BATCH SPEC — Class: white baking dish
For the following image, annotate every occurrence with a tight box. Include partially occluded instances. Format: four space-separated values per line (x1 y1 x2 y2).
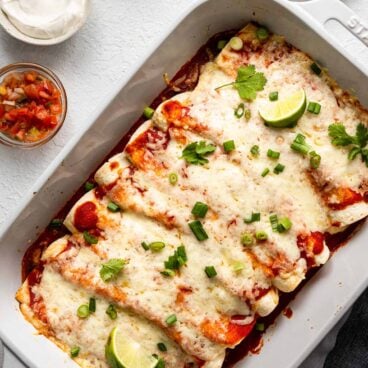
0 0 367 367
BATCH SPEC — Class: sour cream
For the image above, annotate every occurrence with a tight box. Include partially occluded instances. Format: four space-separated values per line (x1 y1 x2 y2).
0 0 88 40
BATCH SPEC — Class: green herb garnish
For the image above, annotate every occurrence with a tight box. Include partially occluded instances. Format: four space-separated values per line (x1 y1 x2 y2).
181 141 216 165
164 245 187 272
165 314 177 326
328 123 368 166
100 258 127 282
204 266 217 278
106 304 118 320
244 212 261 224
215 65 267 101
83 231 98 245
70 346 80 358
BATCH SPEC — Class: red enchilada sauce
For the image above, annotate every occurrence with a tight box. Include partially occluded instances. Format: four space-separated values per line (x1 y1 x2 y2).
22 28 367 367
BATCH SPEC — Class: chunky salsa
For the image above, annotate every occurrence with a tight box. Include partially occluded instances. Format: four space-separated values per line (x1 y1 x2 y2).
0 69 63 143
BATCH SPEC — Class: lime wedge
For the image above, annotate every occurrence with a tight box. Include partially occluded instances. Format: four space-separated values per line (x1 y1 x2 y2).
259 89 306 128
105 327 158 368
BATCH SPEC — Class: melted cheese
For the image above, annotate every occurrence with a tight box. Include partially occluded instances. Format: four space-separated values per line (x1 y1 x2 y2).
18 22 368 368
32 264 195 368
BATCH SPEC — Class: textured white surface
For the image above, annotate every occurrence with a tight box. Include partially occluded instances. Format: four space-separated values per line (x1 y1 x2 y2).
0 0 367 367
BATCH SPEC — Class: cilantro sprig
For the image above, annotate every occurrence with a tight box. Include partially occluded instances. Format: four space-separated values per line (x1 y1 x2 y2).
100 258 127 282
181 141 216 165
215 65 267 101
328 122 368 166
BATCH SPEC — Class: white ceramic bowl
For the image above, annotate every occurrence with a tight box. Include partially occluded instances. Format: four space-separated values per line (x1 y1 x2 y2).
0 0 90 46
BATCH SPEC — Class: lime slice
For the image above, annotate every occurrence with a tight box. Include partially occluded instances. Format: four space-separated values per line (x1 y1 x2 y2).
259 89 306 128
105 327 158 368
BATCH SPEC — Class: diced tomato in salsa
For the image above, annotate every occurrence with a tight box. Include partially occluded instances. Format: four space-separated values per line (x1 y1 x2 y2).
0 70 62 143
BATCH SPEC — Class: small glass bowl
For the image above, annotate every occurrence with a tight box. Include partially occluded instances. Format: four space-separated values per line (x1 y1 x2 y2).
0 62 67 149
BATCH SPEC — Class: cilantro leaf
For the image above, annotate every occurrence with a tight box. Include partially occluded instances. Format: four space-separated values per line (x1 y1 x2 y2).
328 122 368 165
361 148 368 167
215 65 267 101
348 146 361 161
181 141 216 165
355 123 368 147
235 65 267 100
100 258 127 282
328 123 355 146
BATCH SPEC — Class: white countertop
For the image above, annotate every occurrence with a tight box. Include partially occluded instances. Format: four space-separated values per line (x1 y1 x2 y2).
0 0 367 367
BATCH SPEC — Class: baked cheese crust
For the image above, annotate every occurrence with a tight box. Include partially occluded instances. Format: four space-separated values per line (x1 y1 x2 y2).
17 23 368 367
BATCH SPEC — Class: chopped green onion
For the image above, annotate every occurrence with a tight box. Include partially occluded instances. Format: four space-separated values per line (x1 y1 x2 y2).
290 142 309 155
141 241 149 251
157 342 167 352
164 246 187 271
244 108 251 121
291 134 310 155
244 212 261 224
269 214 279 232
106 304 117 320
233 261 245 273
277 217 292 233
234 103 245 118
255 323 265 332
188 220 208 241
77 304 90 319
256 27 269 41
223 140 236 153
176 246 187 264
107 201 120 212
204 266 217 278
273 163 285 174
50 218 63 228
250 145 259 157
143 106 155 119
261 168 270 177
267 149 280 159
314 103 321 114
83 231 98 245
307 101 321 114
310 62 322 75
191 202 209 218
241 233 254 246
160 269 176 277
149 242 166 252
309 151 321 169
162 245 188 270
294 133 306 144
307 102 315 113
229 36 243 51
217 39 227 50
84 181 95 192
256 230 268 241
89 297 96 313
169 172 178 185
70 346 80 358
165 314 177 326
269 91 278 101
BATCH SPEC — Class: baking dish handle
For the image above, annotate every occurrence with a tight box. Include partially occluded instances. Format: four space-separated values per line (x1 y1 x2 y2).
294 0 368 47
